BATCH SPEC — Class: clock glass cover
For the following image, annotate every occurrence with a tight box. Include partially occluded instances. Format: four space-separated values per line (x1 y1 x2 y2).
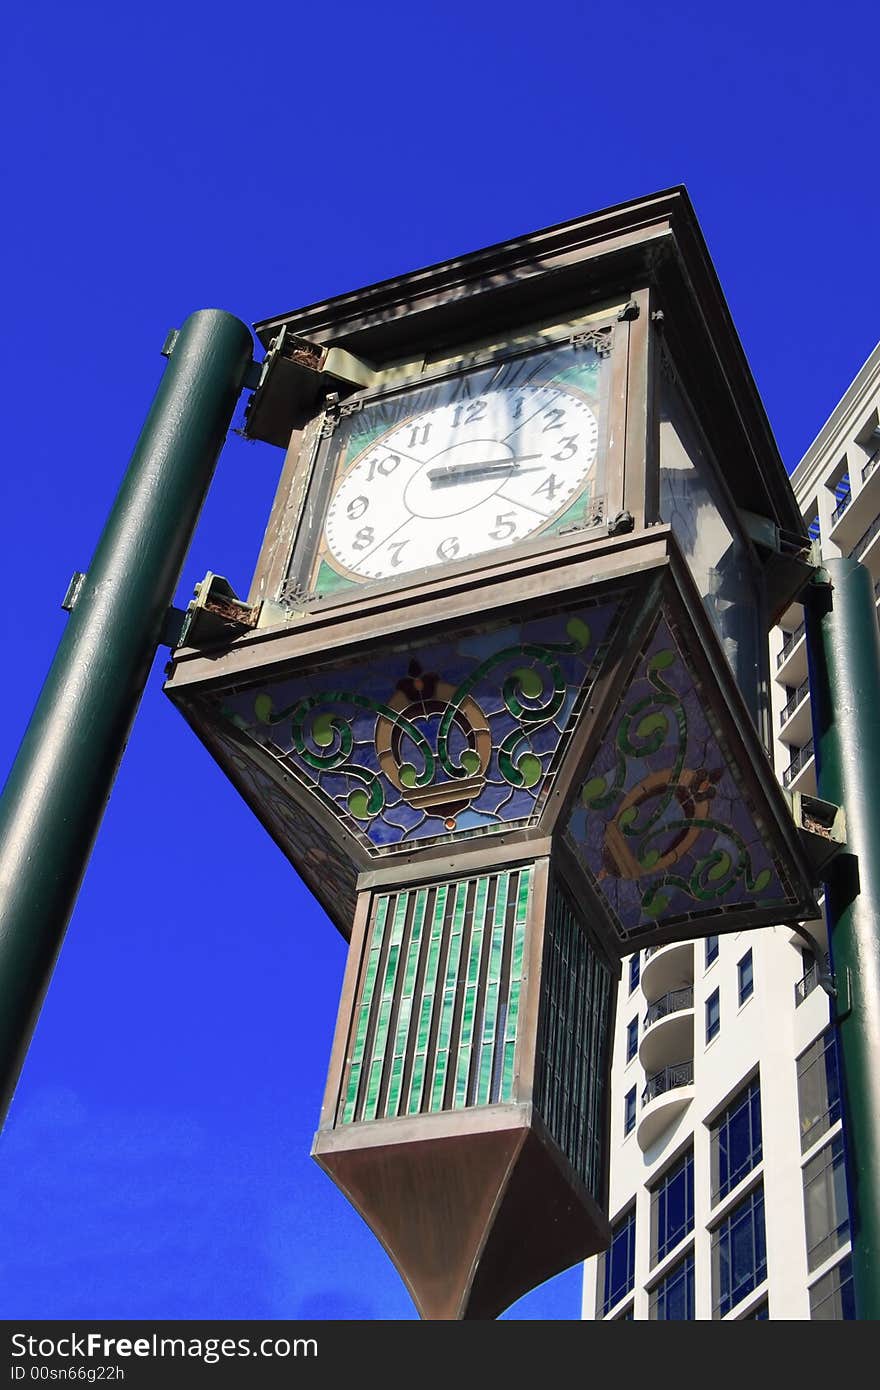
291 332 614 603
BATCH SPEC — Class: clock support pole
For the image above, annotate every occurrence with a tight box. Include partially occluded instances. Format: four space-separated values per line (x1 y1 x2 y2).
0 309 254 1127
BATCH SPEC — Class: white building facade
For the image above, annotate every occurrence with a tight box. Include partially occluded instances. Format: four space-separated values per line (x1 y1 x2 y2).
582 342 880 1320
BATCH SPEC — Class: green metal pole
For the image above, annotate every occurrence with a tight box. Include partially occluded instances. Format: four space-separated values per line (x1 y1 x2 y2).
805 558 880 1320
0 309 253 1126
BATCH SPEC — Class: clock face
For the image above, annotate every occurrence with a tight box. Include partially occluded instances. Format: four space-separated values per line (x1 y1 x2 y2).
322 382 600 582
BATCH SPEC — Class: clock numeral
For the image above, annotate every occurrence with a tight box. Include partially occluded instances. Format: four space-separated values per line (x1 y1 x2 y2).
534 473 561 501
346 495 369 520
407 423 432 449
352 526 375 551
452 399 487 428
365 453 400 482
489 511 518 542
437 536 460 561
388 540 409 568
542 407 566 432
552 435 579 462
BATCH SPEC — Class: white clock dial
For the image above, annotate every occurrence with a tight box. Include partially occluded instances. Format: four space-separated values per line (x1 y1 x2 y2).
323 383 599 580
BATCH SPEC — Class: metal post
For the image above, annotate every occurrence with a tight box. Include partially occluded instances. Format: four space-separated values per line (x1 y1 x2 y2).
805 557 880 1319
0 309 253 1125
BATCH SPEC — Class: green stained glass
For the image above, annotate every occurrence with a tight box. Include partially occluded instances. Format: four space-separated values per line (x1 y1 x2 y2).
501 868 531 1100
476 872 509 1106
428 880 469 1112
407 885 448 1114
453 876 490 1108
341 894 390 1123
386 889 427 1117
314 557 356 598
362 894 408 1121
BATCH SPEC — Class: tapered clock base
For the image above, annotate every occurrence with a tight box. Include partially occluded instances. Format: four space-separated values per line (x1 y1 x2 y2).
312 1105 608 1320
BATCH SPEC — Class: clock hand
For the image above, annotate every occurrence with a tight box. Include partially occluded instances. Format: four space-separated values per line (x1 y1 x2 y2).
427 454 543 482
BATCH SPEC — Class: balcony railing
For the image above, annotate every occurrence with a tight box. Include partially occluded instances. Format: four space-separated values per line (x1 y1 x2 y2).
849 511 880 560
783 738 814 788
831 489 852 523
780 678 810 725
644 987 694 1028
795 955 831 1007
777 620 806 668
642 1060 694 1107
863 451 879 484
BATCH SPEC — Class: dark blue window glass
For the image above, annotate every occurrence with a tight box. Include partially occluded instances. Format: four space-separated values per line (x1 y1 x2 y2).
626 1016 638 1062
706 988 720 1043
601 1206 636 1315
745 1300 769 1319
712 1077 762 1201
629 953 640 994
705 935 719 967
738 949 754 1005
712 1185 767 1317
624 1086 636 1136
649 1251 695 1320
651 1148 694 1265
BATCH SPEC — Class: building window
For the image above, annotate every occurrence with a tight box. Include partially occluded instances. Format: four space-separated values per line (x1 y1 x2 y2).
598 1206 636 1316
803 1134 850 1272
810 1255 855 1320
705 935 719 967
743 1300 769 1319
797 1029 842 1153
738 949 754 1005
650 1148 694 1266
706 987 720 1043
712 1184 767 1318
711 1076 762 1202
649 1251 695 1320
629 952 640 994
624 1086 636 1136
626 1016 638 1062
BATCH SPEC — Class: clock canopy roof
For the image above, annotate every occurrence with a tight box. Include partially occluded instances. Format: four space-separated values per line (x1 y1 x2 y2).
245 186 802 540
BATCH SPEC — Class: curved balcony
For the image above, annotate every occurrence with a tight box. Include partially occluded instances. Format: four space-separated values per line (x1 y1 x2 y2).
775 620 807 687
778 677 812 747
641 940 694 1002
637 1060 695 1152
639 987 694 1076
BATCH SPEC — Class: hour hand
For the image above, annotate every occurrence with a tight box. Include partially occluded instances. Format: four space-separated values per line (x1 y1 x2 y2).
427 454 542 483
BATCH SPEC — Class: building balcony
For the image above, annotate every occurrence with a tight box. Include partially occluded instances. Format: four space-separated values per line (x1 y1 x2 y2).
637 1060 695 1152
775 619 808 686
641 941 694 1001
795 954 831 1007
778 677 812 746
639 988 694 1076
849 511 880 578
782 738 816 796
831 465 880 555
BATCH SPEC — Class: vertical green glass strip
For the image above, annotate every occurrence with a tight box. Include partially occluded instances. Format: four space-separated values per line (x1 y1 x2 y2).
453 875 490 1108
362 891 408 1121
428 879 470 1112
407 885 449 1115
500 866 531 1101
341 894 390 1124
385 887 428 1118
476 871 510 1106
535 879 612 1197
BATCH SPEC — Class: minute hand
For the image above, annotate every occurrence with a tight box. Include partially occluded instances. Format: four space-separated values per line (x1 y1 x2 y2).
427 453 543 482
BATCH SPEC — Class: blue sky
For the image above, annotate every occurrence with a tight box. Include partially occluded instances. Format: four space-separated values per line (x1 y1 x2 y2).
0 2 878 1321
